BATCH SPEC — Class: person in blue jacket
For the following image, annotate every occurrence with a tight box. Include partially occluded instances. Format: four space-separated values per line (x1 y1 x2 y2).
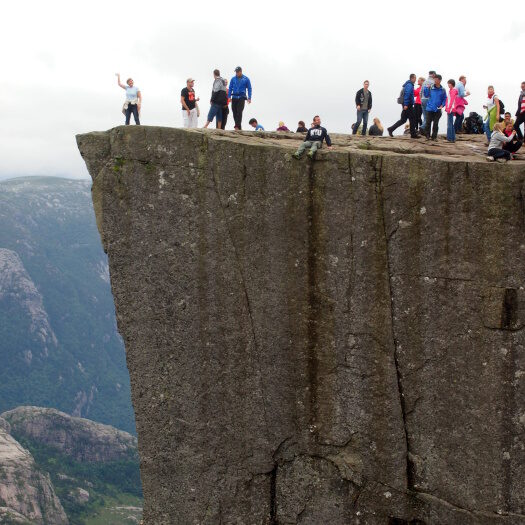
387 74 419 139
423 74 447 140
228 66 252 130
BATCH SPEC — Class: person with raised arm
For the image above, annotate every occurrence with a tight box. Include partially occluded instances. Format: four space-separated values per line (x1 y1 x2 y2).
116 73 141 125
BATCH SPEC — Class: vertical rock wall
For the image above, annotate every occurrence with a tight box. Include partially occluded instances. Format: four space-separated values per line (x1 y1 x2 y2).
77 127 525 524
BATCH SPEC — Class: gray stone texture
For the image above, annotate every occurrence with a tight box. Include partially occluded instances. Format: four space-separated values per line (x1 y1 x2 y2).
77 126 525 524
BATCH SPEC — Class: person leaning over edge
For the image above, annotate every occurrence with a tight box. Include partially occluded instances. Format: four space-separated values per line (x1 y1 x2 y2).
353 80 372 135
513 81 525 140
292 115 333 160
181 78 200 128
387 74 419 139
228 66 252 130
116 73 141 125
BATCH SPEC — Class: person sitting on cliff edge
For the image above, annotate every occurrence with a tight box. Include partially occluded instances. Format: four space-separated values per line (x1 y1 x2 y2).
292 115 333 159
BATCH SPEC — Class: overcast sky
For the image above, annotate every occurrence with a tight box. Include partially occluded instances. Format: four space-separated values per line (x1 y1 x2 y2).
2 0 524 179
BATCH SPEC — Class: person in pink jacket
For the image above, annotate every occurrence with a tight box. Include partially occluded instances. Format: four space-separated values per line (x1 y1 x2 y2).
445 79 458 142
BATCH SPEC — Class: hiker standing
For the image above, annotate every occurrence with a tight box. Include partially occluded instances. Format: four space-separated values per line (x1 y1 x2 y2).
203 69 227 129
220 80 230 129
352 80 372 135
116 73 141 125
292 116 333 159
181 78 200 128
454 76 470 133
420 70 436 132
513 81 525 140
414 77 425 131
228 66 252 130
445 79 458 143
387 74 419 138
423 74 447 140
482 86 500 142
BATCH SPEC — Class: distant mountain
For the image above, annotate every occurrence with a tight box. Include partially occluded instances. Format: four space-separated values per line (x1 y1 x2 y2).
0 177 134 434
0 407 142 525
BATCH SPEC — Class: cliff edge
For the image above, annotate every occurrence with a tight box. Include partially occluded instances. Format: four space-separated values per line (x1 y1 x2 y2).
77 126 525 524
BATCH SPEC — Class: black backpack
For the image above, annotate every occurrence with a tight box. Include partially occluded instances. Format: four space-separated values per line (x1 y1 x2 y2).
490 96 505 115
464 112 484 134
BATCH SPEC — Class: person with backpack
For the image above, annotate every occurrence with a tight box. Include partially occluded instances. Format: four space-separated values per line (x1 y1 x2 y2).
352 80 373 135
423 74 447 140
203 69 228 129
513 81 525 140
486 122 517 162
454 76 470 133
387 74 419 139
228 66 252 130
292 115 333 159
483 86 500 142
420 70 436 133
445 79 458 142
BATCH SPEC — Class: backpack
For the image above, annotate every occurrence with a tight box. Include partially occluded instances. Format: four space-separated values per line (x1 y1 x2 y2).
490 95 505 115
397 88 404 105
463 112 484 134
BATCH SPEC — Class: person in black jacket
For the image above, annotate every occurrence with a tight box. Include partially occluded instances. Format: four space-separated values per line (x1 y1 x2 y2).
203 69 228 128
352 80 372 135
292 116 333 159
513 81 525 140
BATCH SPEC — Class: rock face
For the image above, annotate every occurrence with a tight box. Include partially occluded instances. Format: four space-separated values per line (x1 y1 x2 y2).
77 126 525 524
2 407 137 463
0 417 68 524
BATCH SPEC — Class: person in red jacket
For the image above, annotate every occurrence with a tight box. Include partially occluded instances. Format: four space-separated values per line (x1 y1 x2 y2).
414 77 425 131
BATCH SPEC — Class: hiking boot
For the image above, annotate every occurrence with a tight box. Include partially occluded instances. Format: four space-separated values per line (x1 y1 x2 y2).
496 158 507 163
292 152 302 160
411 135 421 139
307 151 316 159
486 156 495 162
387 128 394 137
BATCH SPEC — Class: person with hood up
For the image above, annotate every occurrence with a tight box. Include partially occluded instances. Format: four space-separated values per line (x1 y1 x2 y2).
203 69 228 129
387 74 419 138
423 74 447 140
292 115 333 159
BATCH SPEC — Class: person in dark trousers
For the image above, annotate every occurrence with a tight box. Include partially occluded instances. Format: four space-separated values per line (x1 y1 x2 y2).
220 80 229 129
487 122 517 162
387 74 419 138
116 73 141 125
296 121 308 132
292 115 333 159
423 74 447 140
368 118 384 136
353 80 372 135
513 81 525 140
503 121 522 155
420 70 436 132
228 66 252 130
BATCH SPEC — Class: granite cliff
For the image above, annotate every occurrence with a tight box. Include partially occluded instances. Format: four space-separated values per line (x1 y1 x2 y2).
77 126 525 524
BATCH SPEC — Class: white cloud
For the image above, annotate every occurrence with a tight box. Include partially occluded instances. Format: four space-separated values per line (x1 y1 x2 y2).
2 0 524 178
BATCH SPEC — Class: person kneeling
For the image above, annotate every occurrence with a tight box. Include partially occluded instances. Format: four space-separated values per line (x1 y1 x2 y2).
292 115 333 159
487 122 517 162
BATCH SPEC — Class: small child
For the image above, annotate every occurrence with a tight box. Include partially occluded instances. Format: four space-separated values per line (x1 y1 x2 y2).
249 118 265 131
487 122 517 162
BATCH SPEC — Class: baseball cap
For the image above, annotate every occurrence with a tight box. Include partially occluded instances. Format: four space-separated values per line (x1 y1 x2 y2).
234 66 242 72
186 77 195 83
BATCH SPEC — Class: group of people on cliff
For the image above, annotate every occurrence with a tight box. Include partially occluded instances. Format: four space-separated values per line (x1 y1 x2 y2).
116 69 525 162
